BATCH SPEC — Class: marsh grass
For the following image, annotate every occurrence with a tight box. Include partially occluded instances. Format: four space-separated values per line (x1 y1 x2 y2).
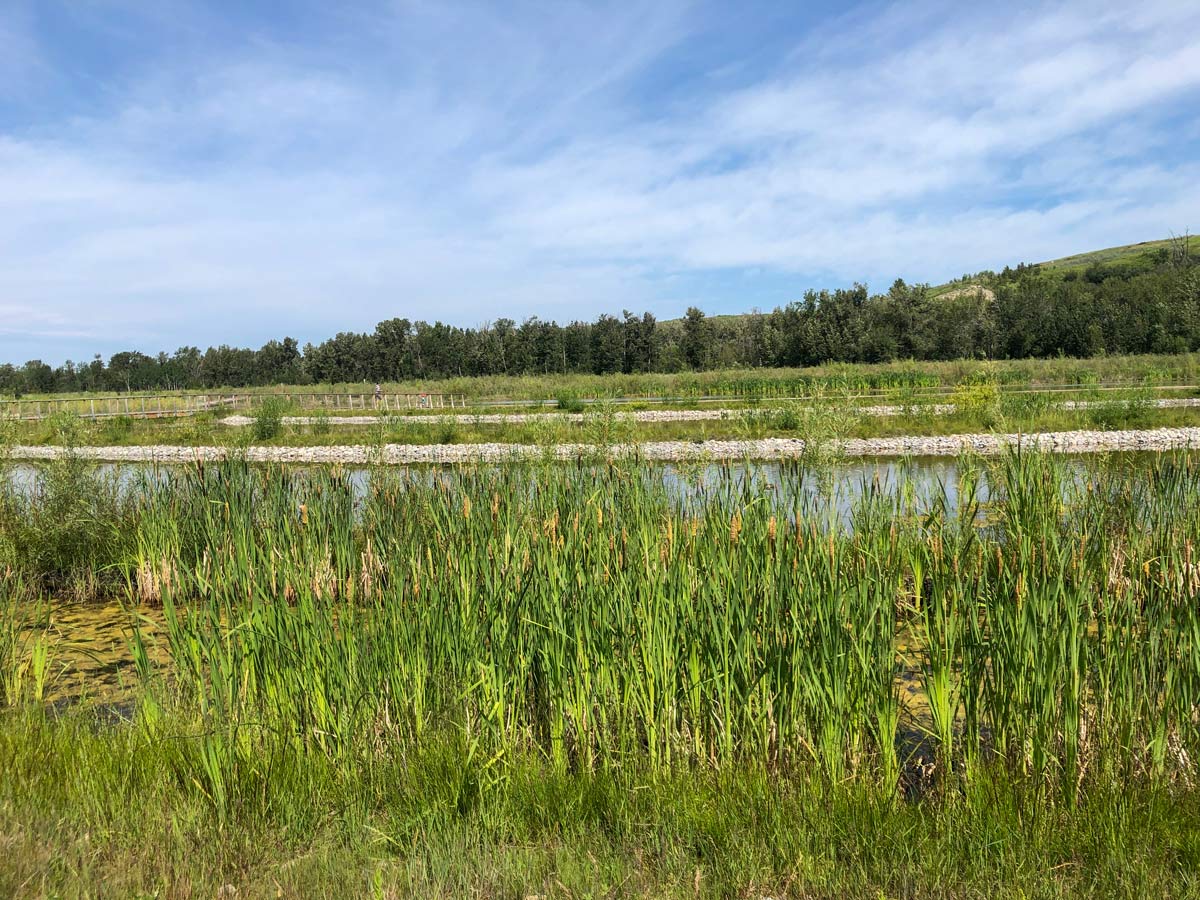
555 392 586 413
310 407 332 436
5 449 1200 893
10 387 1196 452
100 450 1200 799
0 414 134 598
100 414 135 443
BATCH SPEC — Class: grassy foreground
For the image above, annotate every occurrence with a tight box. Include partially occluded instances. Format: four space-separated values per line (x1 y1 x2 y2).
3 714 1199 897
4 451 1200 895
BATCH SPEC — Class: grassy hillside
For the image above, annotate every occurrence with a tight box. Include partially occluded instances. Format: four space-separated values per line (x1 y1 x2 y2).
933 235 1196 295
669 235 1197 317
1034 236 1193 273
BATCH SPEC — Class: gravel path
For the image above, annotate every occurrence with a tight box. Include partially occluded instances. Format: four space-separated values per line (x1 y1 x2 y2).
218 397 1200 427
10 426 1200 464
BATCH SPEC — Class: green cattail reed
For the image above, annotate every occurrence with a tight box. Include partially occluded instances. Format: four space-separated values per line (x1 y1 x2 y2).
72 447 1194 810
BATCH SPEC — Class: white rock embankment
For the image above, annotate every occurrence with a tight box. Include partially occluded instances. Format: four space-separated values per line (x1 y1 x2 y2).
9 427 1200 465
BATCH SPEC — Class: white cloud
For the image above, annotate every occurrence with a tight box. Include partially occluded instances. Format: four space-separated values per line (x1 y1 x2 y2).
0 0 1197 362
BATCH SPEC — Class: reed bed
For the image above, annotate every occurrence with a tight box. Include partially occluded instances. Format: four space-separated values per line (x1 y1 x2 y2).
5 451 1200 892
57 450 1186 815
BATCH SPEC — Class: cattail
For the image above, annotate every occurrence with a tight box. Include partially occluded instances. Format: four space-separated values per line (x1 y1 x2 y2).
299 503 309 525
730 512 742 544
462 496 472 520
767 515 777 549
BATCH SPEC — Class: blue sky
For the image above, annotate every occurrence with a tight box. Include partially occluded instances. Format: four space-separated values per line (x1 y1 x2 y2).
1 0 1198 364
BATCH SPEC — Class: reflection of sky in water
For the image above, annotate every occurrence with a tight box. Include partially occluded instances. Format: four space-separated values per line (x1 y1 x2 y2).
4 454 1127 530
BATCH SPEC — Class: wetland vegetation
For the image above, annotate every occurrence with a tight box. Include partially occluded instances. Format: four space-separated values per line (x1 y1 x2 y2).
4 441 1200 895
4 373 1199 453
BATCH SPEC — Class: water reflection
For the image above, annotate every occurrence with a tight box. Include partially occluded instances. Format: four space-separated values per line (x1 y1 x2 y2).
3 453 1103 524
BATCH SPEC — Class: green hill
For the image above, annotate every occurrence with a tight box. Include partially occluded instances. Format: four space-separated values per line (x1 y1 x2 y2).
934 234 1196 294
662 235 1196 325
1033 236 1192 273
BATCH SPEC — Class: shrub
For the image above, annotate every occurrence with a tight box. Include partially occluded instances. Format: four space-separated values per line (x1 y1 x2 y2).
555 393 586 414
251 397 289 441
951 381 1002 428
773 404 801 431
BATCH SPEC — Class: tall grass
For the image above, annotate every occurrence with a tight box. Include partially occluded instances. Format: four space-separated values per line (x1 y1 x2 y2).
2 446 1200 896
0 574 54 707
73 450 1184 812
3 446 1199 799
4 449 1200 891
0 414 135 598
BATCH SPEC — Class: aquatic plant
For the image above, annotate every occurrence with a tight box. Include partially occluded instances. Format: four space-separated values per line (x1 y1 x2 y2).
103 449 1199 811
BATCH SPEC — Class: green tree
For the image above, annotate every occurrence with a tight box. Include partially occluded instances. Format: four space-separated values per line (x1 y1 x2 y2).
682 307 712 370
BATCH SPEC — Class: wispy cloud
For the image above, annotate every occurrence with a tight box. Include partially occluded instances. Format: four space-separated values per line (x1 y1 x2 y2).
0 0 1197 363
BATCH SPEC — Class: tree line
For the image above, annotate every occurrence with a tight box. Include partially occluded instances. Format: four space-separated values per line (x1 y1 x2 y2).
4 247 1198 395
